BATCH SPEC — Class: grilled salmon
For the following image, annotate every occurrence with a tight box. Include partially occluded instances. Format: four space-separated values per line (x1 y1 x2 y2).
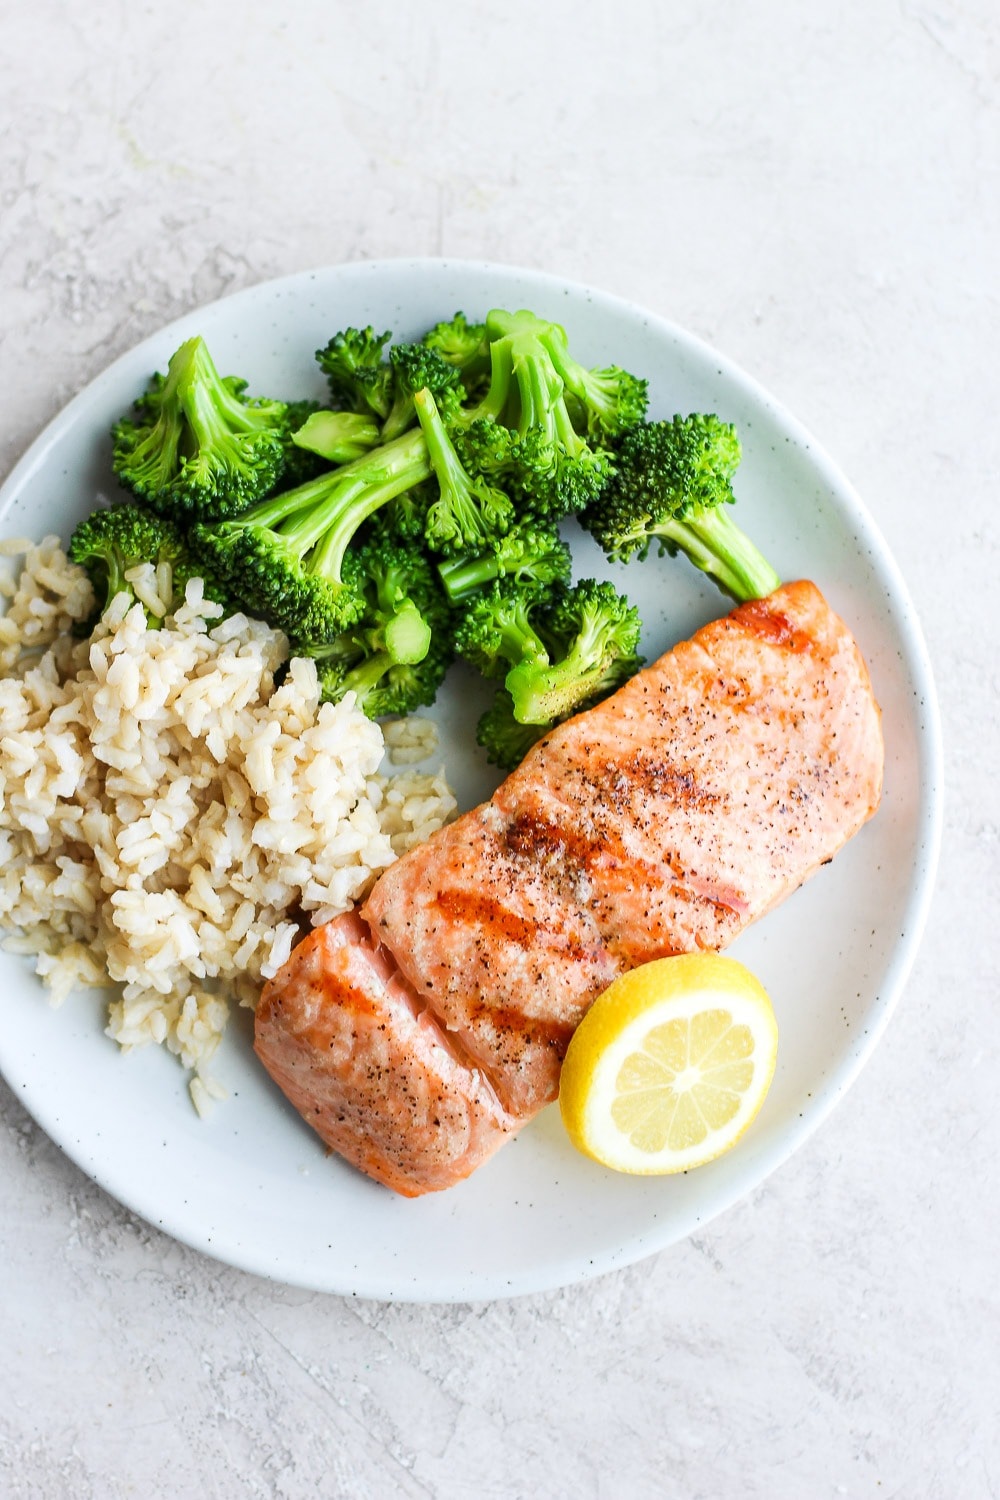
253 912 519 1196
255 581 884 1195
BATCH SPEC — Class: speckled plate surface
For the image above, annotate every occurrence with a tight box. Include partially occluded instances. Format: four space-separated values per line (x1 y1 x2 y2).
0 260 942 1301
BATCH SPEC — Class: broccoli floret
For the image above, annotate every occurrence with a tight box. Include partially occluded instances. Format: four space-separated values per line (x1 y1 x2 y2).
68 502 234 625
189 426 432 644
437 521 572 605
291 409 381 464
315 651 449 719
69 504 185 620
300 538 454 717
453 579 551 681
413 387 514 554
540 322 648 438
343 536 452 665
315 327 394 420
450 415 595 529
583 415 781 602
363 479 436 546
421 312 490 395
476 689 548 771
457 576 642 744
380 343 464 443
450 414 517 478
504 578 643 726
278 400 332 487
461 309 615 520
111 337 303 520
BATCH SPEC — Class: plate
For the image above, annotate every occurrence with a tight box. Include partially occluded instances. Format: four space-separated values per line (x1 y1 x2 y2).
0 260 942 1301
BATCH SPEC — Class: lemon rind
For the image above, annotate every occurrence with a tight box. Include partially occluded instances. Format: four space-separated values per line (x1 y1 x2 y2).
559 957 778 1176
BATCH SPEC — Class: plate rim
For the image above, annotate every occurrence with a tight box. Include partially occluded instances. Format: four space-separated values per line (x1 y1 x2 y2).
0 257 943 1301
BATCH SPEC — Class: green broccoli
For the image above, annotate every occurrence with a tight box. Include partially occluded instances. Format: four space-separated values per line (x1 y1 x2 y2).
469 579 642 766
291 409 381 464
413 387 514 554
456 575 642 754
504 578 643 726
453 579 552 681
112 337 305 520
436 521 572 605
342 536 452 665
532 320 648 439
315 326 395 420
300 538 454 717
189 426 432 644
457 308 623 520
278 400 332 487
68 503 234 625
363 480 436 546
583 415 781 602
475 689 548 771
314 650 448 719
380 343 464 443
421 312 490 395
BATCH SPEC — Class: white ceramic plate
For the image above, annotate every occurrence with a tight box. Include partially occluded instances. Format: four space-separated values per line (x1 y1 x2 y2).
0 260 941 1301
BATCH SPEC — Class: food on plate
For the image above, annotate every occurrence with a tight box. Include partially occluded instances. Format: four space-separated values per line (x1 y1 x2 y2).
295 535 455 718
455 576 645 769
582 412 782 602
558 953 779 1175
112 335 321 519
68 501 235 623
2 297 886 1193
316 327 455 435
291 409 381 464
253 913 520 1196
0 536 455 1110
3 302 654 1119
87 306 651 747
254 579 883 1194
189 423 437 644
436 520 572 605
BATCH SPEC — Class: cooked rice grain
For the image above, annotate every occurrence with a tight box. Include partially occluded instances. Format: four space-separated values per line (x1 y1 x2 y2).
0 538 457 1109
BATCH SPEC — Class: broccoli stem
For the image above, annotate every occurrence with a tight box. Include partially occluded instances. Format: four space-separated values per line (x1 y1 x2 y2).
307 445 429 581
163 340 290 489
382 599 432 664
436 528 571 604
437 553 500 601
413 387 514 550
651 507 781 602
498 615 549 671
291 410 380 463
180 345 280 442
505 619 622 725
248 426 430 582
464 339 514 425
513 351 560 439
414 390 469 492
339 650 396 707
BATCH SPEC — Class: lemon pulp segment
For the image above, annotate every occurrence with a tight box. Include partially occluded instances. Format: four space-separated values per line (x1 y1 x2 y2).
558 954 778 1175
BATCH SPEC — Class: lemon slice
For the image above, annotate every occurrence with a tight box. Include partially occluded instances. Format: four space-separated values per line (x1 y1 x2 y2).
559 954 778 1175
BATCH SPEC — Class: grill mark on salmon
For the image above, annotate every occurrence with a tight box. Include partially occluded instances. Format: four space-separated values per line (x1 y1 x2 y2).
255 582 884 1194
254 914 519 1196
735 598 816 653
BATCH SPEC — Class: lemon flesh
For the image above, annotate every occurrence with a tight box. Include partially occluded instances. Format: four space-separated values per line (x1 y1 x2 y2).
558 954 778 1175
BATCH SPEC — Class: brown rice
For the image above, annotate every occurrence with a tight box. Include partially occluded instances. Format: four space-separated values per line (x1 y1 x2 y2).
0 536 457 1111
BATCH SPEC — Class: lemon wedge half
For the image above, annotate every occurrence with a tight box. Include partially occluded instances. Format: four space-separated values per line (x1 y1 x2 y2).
559 953 778 1175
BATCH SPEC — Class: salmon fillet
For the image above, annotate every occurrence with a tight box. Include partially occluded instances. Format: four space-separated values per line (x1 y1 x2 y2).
253 912 519 1196
255 581 883 1193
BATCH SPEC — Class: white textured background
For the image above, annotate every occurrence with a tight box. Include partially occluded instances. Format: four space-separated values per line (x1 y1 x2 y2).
2 2 998 1497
